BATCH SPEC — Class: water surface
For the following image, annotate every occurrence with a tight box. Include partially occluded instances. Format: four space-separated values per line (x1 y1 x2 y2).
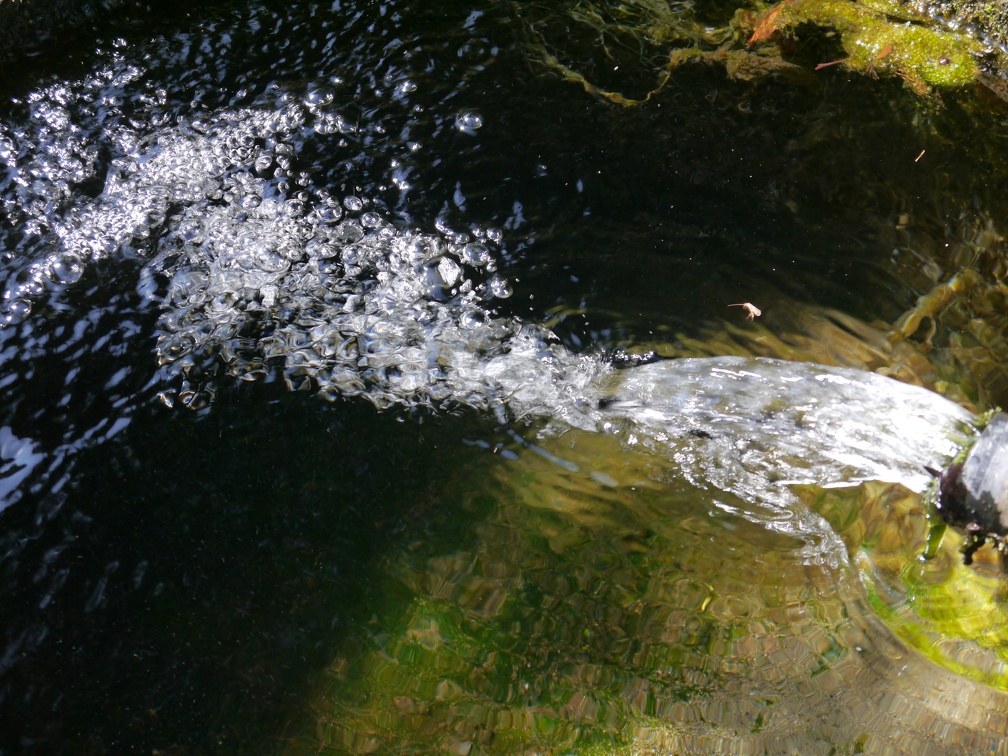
3 0 1008 752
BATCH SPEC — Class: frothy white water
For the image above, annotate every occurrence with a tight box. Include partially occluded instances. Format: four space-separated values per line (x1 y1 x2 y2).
582 357 973 562
0 80 974 558
595 357 972 496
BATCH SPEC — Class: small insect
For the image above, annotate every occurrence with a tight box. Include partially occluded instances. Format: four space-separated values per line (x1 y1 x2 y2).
814 58 847 71
728 302 761 320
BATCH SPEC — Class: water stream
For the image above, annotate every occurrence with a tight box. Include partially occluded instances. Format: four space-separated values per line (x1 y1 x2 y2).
2 0 1008 752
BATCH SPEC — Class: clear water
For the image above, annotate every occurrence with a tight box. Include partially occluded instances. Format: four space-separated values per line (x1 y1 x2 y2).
2 0 1008 752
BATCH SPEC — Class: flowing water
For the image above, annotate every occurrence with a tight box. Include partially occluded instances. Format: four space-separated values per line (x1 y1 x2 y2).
3 0 1008 752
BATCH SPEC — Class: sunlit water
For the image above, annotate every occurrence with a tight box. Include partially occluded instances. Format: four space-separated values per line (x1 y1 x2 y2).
3 0 1008 752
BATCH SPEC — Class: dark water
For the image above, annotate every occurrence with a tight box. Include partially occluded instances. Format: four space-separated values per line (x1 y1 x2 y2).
3 0 1008 752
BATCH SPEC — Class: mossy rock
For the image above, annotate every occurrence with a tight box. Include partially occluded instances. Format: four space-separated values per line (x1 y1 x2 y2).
751 0 984 93
913 0 1008 51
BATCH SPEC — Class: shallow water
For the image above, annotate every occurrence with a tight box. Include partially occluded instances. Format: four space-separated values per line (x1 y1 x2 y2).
3 0 1008 752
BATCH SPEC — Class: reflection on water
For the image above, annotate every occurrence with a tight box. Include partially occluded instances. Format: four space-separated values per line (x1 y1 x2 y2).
4 0 1008 752
809 481 1008 691
291 429 1008 753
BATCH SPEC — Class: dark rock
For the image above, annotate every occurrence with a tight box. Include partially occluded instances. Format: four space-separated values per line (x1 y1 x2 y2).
934 412 1008 563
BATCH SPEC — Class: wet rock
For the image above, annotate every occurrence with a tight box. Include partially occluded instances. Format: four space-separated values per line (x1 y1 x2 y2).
913 0 1008 52
909 1 1008 93
933 412 1008 564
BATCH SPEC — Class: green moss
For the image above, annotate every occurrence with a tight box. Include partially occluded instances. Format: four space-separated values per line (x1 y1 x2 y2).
917 0 1008 51
763 0 983 91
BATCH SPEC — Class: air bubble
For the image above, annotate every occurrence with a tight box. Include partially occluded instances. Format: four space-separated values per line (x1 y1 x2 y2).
459 311 486 330
332 113 357 134
315 204 344 224
361 212 383 229
178 218 207 244
277 239 304 262
455 110 483 134
333 221 364 245
304 87 334 111
487 276 512 299
254 154 274 174
50 254 85 284
343 196 365 212
305 238 337 260
461 242 491 267
313 114 338 135
240 194 262 211
253 246 290 273
1 298 31 325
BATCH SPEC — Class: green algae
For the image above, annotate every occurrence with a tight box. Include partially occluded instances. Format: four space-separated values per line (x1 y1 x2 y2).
753 0 984 92
807 480 1008 693
524 0 988 105
914 0 1008 52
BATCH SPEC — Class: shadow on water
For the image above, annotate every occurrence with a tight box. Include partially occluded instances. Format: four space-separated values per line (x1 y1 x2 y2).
286 424 1008 754
1 376 502 751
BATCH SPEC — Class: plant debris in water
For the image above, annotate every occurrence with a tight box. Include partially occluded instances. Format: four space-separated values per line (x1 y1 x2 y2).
524 0 986 103
749 0 982 95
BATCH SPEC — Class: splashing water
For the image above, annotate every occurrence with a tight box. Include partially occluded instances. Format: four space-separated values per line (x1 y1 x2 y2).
0 78 974 550
590 357 974 563
127 115 972 558
0 10 1002 751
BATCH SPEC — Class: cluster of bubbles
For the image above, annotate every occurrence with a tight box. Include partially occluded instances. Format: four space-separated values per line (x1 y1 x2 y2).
0 73 605 419
145 171 598 416
0 68 974 562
